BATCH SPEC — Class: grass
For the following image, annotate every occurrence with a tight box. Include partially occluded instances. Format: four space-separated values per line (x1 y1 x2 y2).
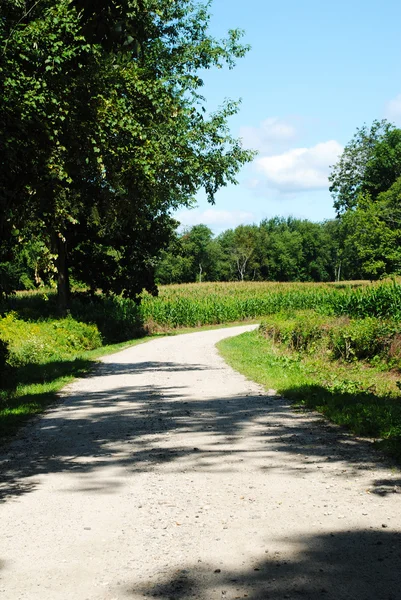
218 327 401 462
0 337 149 443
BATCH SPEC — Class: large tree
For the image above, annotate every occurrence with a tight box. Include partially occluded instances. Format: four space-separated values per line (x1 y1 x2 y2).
0 0 254 310
340 177 401 280
329 120 401 215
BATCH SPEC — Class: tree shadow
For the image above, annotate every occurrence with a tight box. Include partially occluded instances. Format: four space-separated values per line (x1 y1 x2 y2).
279 383 401 462
0 356 398 502
0 358 94 440
5 358 93 388
370 477 401 497
125 529 401 600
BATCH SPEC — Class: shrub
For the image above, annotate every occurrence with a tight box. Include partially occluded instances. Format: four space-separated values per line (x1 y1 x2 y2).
0 313 102 368
259 312 328 353
329 318 398 362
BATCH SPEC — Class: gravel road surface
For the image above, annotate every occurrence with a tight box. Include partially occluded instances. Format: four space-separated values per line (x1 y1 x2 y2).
1 325 400 600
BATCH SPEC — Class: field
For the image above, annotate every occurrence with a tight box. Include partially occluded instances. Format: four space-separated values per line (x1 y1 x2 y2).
141 279 401 328
1 279 401 459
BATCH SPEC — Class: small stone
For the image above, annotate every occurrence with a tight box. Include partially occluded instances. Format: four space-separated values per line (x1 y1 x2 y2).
214 569 221 573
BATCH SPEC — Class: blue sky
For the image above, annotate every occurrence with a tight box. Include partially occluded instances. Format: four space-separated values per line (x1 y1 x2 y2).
175 0 401 233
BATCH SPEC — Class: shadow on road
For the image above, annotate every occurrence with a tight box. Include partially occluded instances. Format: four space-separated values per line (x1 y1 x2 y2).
124 529 401 600
0 357 398 502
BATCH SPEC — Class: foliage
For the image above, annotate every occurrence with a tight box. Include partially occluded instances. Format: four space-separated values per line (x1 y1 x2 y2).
259 311 329 352
340 177 401 280
2 290 144 343
259 311 401 365
0 0 254 306
0 312 102 368
329 120 401 214
156 224 219 284
155 217 341 285
328 318 398 362
0 338 10 379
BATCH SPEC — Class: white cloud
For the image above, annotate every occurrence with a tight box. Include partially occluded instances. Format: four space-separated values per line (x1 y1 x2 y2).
385 94 401 126
175 208 255 232
255 140 343 193
240 117 298 153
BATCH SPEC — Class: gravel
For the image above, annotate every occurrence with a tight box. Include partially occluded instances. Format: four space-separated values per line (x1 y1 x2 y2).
0 325 400 599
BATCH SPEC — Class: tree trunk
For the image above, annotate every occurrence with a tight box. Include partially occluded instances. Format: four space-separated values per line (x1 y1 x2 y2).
336 260 342 282
52 233 70 316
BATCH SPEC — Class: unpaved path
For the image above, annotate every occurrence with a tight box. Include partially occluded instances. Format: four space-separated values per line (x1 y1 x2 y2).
1 325 400 600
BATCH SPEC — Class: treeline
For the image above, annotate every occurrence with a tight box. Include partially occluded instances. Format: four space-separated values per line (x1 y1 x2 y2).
157 118 401 285
156 219 340 284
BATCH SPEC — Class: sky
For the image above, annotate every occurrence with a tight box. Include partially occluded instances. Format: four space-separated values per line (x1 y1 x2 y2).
174 0 401 233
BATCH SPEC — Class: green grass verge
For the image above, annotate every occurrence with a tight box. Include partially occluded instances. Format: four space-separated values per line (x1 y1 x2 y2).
0 337 149 443
218 329 401 462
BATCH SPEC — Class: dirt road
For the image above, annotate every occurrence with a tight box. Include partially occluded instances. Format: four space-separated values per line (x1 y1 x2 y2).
1 325 400 600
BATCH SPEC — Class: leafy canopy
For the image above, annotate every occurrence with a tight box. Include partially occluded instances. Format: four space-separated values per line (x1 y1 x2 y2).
0 0 255 302
329 120 401 214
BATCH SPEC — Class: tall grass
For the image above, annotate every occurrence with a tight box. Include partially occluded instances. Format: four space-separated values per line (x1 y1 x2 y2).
140 280 401 328
4 280 401 333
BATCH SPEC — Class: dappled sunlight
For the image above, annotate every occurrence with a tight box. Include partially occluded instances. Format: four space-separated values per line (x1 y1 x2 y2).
0 353 392 502
1 327 400 600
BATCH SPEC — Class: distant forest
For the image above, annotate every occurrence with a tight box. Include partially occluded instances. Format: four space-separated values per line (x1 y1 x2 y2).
6 115 401 289
156 219 341 284
156 118 401 285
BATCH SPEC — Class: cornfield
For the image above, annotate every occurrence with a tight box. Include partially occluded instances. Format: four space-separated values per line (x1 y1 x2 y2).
139 280 401 328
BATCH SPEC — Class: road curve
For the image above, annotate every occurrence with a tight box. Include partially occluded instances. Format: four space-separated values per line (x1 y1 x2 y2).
0 325 400 600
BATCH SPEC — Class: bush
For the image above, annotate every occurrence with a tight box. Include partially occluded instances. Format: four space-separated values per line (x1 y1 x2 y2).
1 291 145 344
329 318 399 362
0 313 103 368
259 312 329 353
259 312 401 366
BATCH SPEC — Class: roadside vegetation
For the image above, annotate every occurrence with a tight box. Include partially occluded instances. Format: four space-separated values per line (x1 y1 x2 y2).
2 280 401 459
0 302 148 440
218 308 401 462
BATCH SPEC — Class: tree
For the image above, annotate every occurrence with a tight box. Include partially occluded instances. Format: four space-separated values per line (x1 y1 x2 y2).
231 225 259 281
156 224 222 283
1 0 254 309
340 177 401 279
329 120 401 214
180 224 215 282
214 225 259 281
